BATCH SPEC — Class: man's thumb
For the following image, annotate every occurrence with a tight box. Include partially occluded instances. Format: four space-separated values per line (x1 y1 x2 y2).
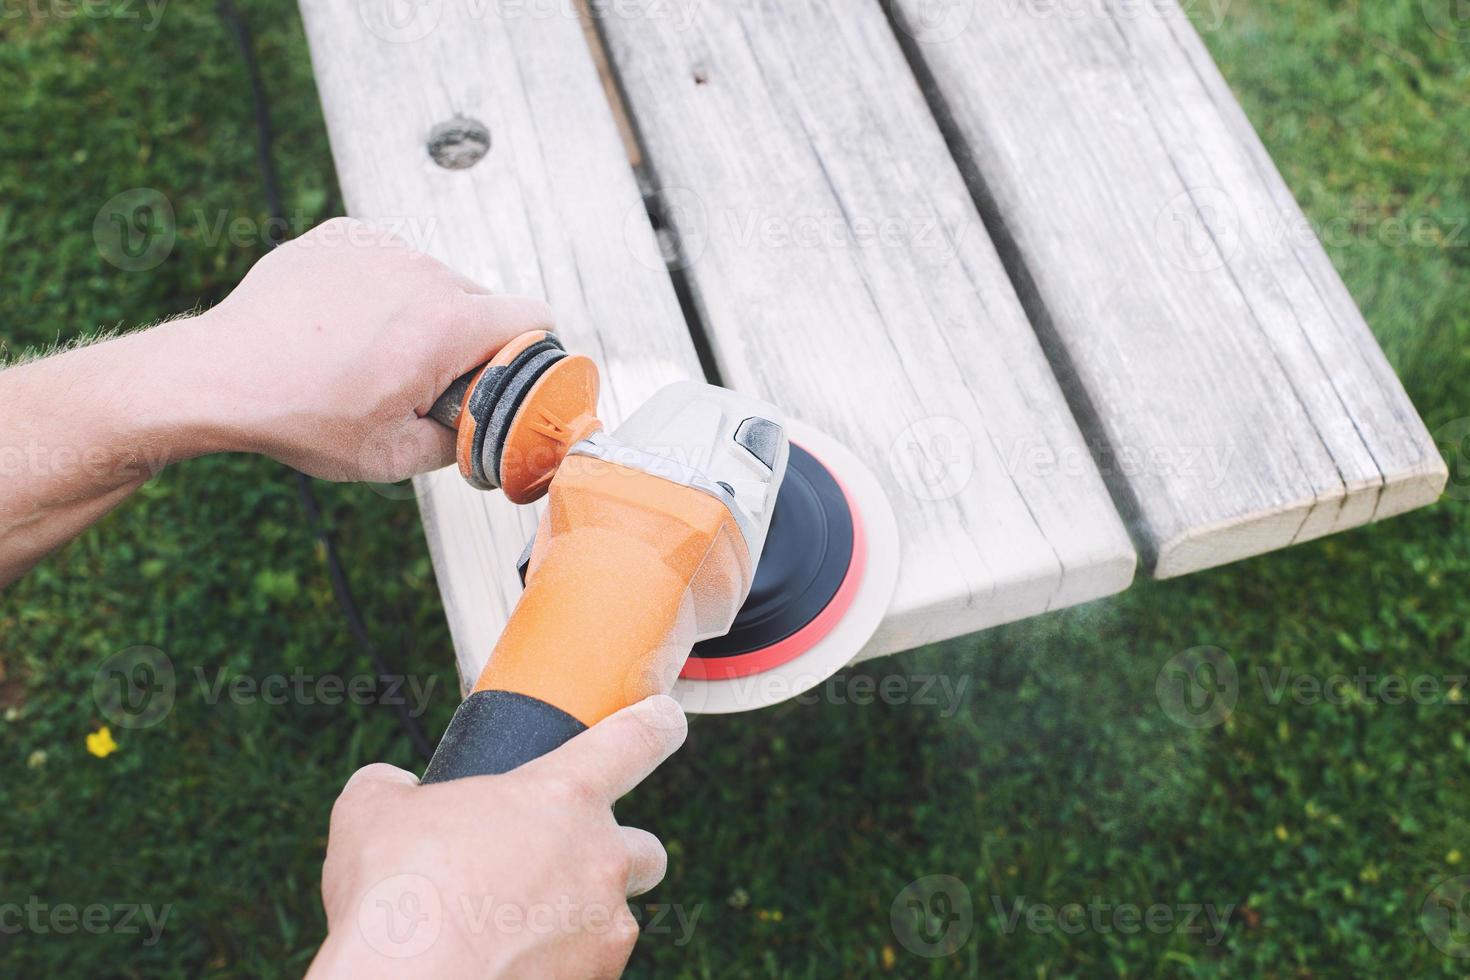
530 695 688 802
341 762 420 794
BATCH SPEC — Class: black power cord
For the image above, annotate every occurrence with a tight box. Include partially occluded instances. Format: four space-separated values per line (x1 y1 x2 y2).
218 0 434 763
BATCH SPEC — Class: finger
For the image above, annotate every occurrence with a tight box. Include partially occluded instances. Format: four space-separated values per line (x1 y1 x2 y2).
526 695 688 803
619 826 669 897
400 417 458 476
342 762 420 794
447 270 494 296
357 415 456 482
332 763 419 829
438 292 556 376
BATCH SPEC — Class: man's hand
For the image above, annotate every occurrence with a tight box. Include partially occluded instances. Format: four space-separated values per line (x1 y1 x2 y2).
0 217 549 585
309 695 688 980
200 217 553 482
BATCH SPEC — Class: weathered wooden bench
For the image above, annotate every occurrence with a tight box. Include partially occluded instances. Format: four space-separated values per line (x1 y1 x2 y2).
299 0 1446 690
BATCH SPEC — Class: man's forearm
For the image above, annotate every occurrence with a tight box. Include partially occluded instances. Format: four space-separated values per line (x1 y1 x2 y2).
0 316 230 586
1 217 555 589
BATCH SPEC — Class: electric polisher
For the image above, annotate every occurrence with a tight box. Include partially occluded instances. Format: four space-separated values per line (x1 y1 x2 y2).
419 332 898 781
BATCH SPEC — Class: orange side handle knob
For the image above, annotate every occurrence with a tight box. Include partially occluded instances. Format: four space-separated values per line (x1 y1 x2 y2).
427 331 602 502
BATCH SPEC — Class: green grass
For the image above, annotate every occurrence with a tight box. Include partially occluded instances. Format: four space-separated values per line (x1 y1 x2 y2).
1 0 1467 976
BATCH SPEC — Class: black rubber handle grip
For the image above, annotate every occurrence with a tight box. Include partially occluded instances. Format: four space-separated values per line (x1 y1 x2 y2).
421 689 588 783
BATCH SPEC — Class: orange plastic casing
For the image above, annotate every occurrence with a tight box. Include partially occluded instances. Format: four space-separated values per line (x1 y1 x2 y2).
496 355 602 504
469 454 752 727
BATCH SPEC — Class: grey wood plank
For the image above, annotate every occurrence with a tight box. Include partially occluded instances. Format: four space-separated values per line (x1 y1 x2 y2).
886 0 1447 576
594 0 1137 658
299 0 702 687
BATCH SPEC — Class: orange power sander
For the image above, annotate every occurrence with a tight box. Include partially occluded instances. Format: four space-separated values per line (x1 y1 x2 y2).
417 331 896 780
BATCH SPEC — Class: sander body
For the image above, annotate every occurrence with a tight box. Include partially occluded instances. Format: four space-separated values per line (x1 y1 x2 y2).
419 332 896 781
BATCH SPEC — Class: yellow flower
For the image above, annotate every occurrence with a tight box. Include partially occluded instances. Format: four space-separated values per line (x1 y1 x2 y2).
881 945 896 970
1274 824 1289 842
86 726 118 759
1449 850 1463 865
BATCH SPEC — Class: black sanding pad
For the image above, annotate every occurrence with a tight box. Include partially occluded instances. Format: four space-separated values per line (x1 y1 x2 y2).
689 444 854 660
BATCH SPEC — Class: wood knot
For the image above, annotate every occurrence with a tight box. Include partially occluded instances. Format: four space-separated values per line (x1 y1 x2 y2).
427 117 491 170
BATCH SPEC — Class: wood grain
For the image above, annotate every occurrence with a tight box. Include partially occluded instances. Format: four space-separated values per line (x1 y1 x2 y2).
885 0 1447 575
301 0 1140 679
593 0 1138 658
